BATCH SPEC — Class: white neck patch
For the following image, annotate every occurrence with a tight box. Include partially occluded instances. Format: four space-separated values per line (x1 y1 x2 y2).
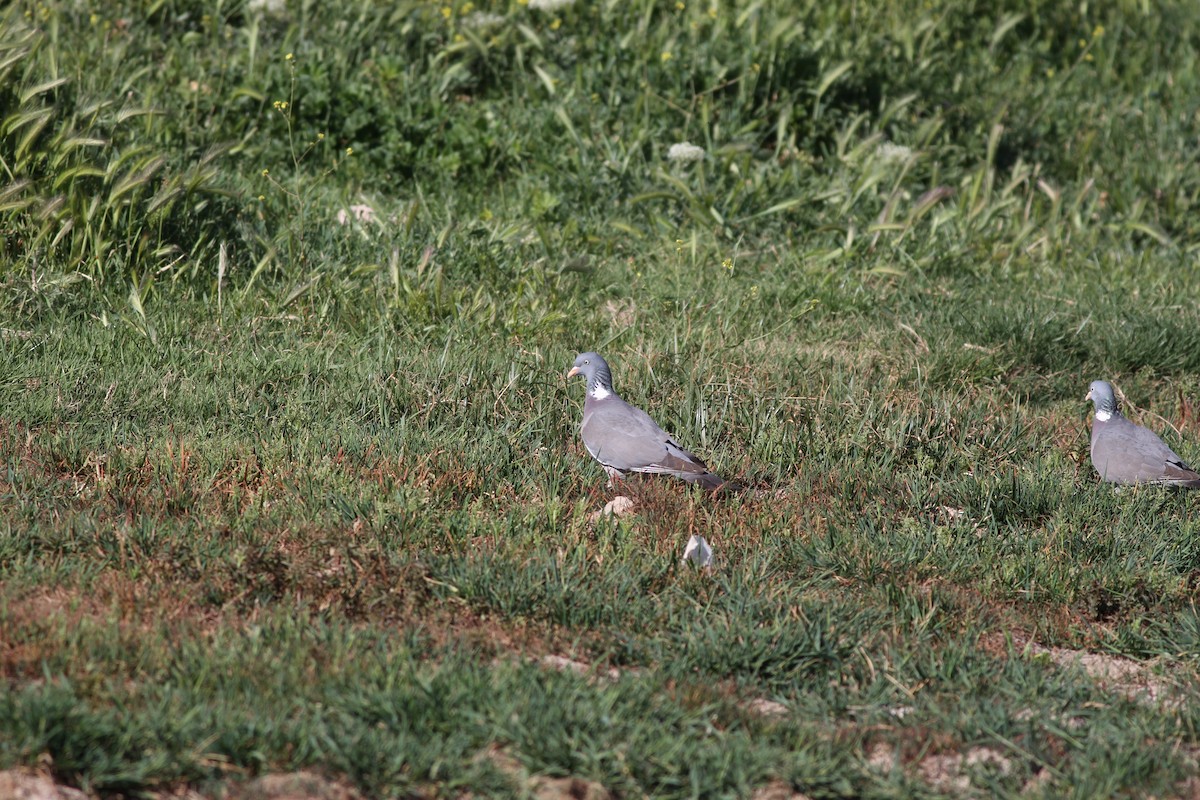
1094 409 1112 422
589 384 611 400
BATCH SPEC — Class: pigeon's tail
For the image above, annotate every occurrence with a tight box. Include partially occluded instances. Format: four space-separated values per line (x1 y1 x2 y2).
652 448 744 493
1164 460 1200 489
689 470 744 494
1169 476 1200 489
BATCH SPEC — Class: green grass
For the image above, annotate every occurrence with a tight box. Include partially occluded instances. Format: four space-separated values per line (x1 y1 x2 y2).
3 0 1200 797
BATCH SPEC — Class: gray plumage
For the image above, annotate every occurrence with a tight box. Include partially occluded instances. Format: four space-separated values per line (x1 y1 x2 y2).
567 352 729 491
1086 380 1200 488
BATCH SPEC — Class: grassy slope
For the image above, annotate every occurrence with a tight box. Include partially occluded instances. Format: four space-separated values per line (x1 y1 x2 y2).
3 0 1200 797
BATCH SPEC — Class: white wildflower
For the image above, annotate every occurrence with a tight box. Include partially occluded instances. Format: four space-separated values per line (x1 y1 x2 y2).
336 204 377 226
529 0 575 10
463 11 506 28
876 142 914 164
667 142 705 163
247 0 287 15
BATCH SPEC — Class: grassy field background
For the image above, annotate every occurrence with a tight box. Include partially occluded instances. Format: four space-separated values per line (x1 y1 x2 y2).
3 0 1200 797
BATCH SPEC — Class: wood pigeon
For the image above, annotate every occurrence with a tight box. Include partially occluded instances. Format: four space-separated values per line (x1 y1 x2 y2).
1086 379 1200 488
567 352 733 491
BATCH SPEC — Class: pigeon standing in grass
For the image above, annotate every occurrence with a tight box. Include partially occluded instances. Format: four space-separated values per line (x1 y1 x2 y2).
1086 379 1200 488
567 352 732 491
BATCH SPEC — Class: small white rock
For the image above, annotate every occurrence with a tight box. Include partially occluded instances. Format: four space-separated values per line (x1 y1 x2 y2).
588 495 635 525
745 697 788 717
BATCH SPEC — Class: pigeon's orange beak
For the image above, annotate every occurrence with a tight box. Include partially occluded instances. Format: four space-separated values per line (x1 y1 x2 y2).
567 366 581 378
1084 388 1093 402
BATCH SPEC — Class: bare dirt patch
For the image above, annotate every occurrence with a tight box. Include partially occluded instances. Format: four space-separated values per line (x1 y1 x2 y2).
530 776 613 800
865 742 897 774
1022 639 1180 708
867 742 1018 796
539 654 624 682
744 698 790 718
603 299 635 329
918 746 1013 795
0 770 87 800
477 746 612 800
749 779 813 800
229 771 362 800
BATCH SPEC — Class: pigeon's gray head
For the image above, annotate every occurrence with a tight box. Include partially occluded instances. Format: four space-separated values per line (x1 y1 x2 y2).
567 352 614 397
1086 380 1120 418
